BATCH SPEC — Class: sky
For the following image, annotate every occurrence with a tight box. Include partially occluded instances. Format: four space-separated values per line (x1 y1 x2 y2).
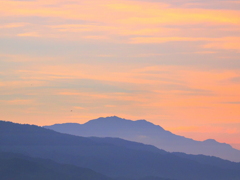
1 0 240 149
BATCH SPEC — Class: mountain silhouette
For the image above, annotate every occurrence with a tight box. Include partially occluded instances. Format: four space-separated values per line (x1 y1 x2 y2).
1 120 240 180
0 152 111 180
44 116 240 162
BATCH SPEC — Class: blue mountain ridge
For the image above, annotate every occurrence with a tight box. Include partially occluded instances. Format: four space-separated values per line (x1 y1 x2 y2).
1 120 240 180
44 116 240 162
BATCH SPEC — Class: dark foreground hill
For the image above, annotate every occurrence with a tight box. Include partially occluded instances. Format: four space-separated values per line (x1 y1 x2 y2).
1 120 240 180
44 116 240 162
0 151 173 180
0 152 111 180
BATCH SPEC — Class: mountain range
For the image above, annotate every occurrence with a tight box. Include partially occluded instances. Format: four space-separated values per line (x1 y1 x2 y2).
1 120 240 180
44 116 240 162
0 151 111 180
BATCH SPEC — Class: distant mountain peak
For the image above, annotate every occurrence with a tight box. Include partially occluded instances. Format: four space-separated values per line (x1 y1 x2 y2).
84 116 165 130
204 139 218 143
96 116 130 121
136 119 148 122
99 115 124 119
86 116 130 124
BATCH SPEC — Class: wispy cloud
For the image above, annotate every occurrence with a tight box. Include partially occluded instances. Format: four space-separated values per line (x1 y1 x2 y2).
222 102 240 104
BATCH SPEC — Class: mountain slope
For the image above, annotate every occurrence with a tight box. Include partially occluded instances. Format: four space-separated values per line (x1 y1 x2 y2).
44 116 240 162
0 152 111 180
1 120 240 180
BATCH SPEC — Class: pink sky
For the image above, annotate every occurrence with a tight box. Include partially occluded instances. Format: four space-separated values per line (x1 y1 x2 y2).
0 0 240 149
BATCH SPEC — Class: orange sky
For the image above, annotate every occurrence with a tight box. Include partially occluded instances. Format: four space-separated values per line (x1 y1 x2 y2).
0 0 240 150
